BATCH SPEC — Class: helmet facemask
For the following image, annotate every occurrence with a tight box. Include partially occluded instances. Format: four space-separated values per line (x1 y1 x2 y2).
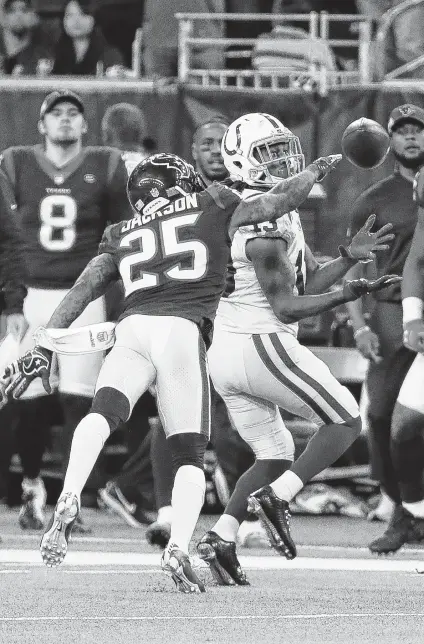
249 136 305 185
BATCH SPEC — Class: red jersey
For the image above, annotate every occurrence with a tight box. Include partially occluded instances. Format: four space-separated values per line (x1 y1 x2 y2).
99 183 241 325
0 145 132 289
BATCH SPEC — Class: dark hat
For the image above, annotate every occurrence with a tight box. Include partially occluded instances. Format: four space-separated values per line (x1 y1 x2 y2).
40 90 84 120
388 104 424 134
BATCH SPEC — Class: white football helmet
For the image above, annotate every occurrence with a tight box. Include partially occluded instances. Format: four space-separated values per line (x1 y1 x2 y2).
221 113 304 186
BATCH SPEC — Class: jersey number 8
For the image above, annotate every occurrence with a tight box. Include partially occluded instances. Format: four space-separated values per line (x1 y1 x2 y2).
119 213 208 296
39 195 77 252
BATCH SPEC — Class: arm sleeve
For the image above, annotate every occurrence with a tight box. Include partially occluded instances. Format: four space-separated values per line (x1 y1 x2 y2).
104 150 133 225
346 192 375 242
0 169 27 313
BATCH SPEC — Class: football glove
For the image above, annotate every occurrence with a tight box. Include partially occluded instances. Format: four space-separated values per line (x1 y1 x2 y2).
403 319 424 353
338 214 394 262
342 274 402 302
311 154 342 182
3 345 53 400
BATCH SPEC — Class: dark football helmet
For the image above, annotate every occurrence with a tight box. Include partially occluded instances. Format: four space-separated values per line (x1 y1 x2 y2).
127 153 205 213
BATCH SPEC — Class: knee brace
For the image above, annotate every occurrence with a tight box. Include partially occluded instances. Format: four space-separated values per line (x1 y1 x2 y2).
90 387 131 433
167 432 208 476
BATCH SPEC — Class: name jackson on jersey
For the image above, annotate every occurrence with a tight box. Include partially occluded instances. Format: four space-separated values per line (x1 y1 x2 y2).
99 184 241 327
217 186 306 336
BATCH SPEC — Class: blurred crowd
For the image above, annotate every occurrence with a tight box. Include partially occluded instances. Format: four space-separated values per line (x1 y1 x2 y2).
0 0 424 81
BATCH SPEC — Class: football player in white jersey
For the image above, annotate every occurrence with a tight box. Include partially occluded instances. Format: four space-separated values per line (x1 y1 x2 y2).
196 113 400 586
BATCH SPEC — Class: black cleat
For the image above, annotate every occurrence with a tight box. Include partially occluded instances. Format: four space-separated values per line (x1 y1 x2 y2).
197 531 249 586
161 544 206 594
40 493 79 567
248 485 297 560
145 520 171 549
369 505 424 555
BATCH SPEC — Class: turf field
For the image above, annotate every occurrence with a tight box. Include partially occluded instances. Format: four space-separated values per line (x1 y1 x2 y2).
0 507 424 644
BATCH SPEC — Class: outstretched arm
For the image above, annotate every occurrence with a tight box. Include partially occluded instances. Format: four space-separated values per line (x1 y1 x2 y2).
228 155 341 239
248 237 400 323
48 253 119 329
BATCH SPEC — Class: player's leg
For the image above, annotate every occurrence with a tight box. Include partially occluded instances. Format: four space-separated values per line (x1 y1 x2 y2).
153 316 209 593
370 354 424 555
15 288 62 530
98 393 157 528
243 332 361 558
197 330 294 583
365 302 415 523
40 317 156 567
145 420 174 547
58 296 109 517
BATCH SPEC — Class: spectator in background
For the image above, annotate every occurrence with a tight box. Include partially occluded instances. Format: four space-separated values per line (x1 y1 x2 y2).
357 0 424 79
51 0 125 76
101 102 156 176
0 0 53 75
142 0 226 78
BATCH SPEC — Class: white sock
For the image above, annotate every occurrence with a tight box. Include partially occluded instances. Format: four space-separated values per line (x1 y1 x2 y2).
62 413 110 502
169 465 205 553
403 499 424 519
270 470 304 503
212 514 240 543
157 505 173 525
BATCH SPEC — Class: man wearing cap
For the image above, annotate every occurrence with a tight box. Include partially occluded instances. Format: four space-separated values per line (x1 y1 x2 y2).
0 89 131 531
345 103 424 553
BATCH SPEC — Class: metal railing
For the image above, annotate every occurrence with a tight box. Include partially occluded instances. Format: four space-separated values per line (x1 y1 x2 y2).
176 12 374 95
375 0 424 80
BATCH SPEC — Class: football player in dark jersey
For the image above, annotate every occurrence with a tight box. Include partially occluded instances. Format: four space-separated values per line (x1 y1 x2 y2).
0 89 131 531
98 102 160 528
345 104 424 554
2 151 340 592
146 115 269 550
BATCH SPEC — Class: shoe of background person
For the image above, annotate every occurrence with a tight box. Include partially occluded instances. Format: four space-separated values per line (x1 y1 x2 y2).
237 519 269 548
40 492 80 567
19 477 47 530
248 485 297 560
367 491 395 522
197 530 249 586
98 482 153 528
72 514 92 535
161 543 205 593
369 505 424 554
145 520 171 548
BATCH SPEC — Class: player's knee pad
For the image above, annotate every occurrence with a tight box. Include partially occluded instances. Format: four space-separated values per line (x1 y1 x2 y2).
392 402 424 443
90 387 130 433
167 432 208 475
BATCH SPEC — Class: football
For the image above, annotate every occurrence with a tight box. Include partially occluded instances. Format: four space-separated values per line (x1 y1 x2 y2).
341 118 390 169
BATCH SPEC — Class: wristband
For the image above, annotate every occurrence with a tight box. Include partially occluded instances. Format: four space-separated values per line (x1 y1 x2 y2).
353 325 371 340
338 245 372 264
402 297 424 325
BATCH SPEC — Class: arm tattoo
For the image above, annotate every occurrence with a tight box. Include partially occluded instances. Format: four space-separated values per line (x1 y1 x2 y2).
48 254 119 329
229 166 318 235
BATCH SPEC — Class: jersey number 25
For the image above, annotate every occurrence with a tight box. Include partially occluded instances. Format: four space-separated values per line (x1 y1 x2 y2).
119 213 208 296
